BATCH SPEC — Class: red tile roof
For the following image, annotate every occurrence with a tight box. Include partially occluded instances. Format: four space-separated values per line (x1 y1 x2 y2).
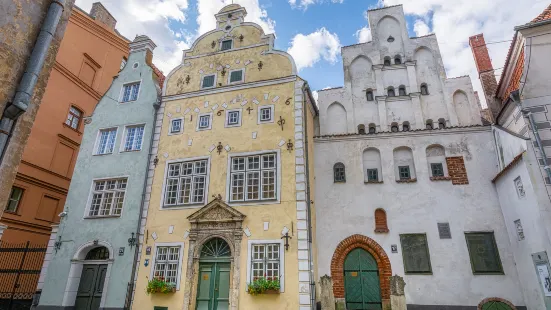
151 63 166 87
531 4 551 23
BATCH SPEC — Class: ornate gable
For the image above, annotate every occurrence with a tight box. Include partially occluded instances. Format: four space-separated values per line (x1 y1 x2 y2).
187 196 245 223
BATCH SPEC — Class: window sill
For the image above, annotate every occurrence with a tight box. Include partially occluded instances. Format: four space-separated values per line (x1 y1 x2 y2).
430 176 451 181
472 272 505 275
364 180 383 184
119 99 137 104
162 203 205 210
120 149 142 153
62 123 82 135
3 210 20 216
93 153 114 156
227 199 279 207
168 132 183 136
374 228 389 233
404 272 433 275
396 178 417 183
84 215 122 219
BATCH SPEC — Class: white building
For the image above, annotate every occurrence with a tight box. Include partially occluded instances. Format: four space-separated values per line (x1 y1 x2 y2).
314 5 526 309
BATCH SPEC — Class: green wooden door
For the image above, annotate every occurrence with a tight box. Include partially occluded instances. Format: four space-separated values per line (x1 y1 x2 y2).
344 248 382 310
196 262 231 310
481 301 513 310
75 264 107 310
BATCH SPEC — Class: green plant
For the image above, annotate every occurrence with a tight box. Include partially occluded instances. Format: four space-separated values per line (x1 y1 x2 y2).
247 276 281 295
146 277 175 295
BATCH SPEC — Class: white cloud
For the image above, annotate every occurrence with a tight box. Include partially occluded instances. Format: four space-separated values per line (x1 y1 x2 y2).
196 0 275 36
312 90 319 102
380 0 548 107
413 19 430 37
288 28 341 71
355 27 372 43
289 0 344 10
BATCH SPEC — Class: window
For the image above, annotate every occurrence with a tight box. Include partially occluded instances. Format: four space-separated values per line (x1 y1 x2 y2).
250 243 281 281
225 109 242 127
514 176 526 198
387 87 395 97
170 118 183 134
426 120 433 130
197 113 212 131
120 57 127 70
402 122 410 131
438 118 446 129
121 82 140 102
391 123 399 132
367 169 378 182
229 69 244 84
164 159 208 206
420 83 429 95
123 125 145 152
399 166 411 180
368 125 376 134
88 178 127 217
221 39 233 51
384 57 391 66
258 105 274 123
400 234 432 274
398 86 407 96
358 124 366 135
153 245 182 288
366 90 374 101
230 154 276 202
6 187 24 213
95 128 117 155
430 163 444 177
394 55 402 64
65 106 82 130
201 75 216 89
465 232 504 274
334 163 346 183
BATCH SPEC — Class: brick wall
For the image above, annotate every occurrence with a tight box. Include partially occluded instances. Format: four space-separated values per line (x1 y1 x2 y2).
90 2 116 30
469 34 500 121
374 209 389 233
446 156 469 185
502 47 524 104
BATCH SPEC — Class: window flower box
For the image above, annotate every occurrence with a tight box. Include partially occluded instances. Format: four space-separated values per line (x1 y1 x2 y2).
247 277 281 295
146 277 176 295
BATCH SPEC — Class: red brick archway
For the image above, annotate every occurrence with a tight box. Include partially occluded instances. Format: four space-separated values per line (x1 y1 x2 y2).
330 234 392 300
478 297 517 310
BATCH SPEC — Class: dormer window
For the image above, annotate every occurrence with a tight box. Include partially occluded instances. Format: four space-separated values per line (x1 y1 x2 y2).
394 55 402 64
368 124 376 134
426 119 434 130
387 87 395 97
438 118 446 129
398 86 407 96
358 124 366 135
384 57 391 66
221 39 233 51
402 122 410 132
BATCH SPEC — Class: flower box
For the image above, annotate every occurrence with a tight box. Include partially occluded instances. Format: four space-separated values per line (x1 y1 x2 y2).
146 277 176 295
263 289 281 294
247 277 281 296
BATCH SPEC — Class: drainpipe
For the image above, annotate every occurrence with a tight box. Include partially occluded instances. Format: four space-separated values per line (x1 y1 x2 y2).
512 90 551 183
0 0 67 163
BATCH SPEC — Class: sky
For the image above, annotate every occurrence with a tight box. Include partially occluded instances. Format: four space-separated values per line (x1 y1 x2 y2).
75 0 549 107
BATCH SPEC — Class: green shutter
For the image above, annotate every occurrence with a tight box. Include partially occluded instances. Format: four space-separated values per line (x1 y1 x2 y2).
400 234 432 274
221 40 232 51
229 70 243 83
202 75 215 88
465 232 504 274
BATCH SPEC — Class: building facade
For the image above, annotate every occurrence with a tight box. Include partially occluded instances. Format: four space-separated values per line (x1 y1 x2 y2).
315 5 526 310
131 4 317 310
36 35 163 310
1 3 129 246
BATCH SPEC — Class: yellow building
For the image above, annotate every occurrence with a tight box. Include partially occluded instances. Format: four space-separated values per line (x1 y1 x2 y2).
132 4 318 310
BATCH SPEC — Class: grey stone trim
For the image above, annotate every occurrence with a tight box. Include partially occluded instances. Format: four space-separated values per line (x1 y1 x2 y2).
36 225 59 290
535 122 551 129
407 306 526 310
527 106 546 113
533 140 551 147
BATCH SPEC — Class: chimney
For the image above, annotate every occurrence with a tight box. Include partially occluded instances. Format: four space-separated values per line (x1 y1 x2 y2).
129 35 157 66
90 2 117 30
469 34 499 122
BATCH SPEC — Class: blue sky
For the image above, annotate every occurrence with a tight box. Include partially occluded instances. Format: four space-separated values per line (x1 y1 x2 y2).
75 0 549 105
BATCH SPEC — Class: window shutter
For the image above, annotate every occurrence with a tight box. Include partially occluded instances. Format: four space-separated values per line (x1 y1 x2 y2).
230 70 243 83
221 40 232 51
202 75 215 88
437 223 451 239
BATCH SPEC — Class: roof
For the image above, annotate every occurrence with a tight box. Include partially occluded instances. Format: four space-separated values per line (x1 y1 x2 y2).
315 124 488 139
491 152 525 183
367 4 402 12
150 63 166 87
531 4 551 23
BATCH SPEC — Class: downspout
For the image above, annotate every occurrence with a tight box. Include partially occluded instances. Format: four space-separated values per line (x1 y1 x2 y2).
0 0 66 163
512 90 551 182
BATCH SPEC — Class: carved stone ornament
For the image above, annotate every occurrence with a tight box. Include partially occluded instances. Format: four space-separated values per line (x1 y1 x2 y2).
83 117 92 125
390 274 406 296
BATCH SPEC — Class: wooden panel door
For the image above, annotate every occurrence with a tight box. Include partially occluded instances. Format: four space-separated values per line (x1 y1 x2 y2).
196 262 231 310
75 264 107 310
344 248 382 310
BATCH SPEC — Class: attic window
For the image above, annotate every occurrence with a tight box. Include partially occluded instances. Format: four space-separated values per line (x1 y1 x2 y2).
387 36 395 43
225 25 232 31
221 40 233 51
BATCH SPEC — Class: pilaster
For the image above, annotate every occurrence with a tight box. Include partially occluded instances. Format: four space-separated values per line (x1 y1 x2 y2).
37 224 59 291
373 65 385 96
405 61 418 92
409 93 425 129
376 97 388 131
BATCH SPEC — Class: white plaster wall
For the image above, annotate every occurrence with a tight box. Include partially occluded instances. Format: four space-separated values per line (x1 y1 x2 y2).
493 126 527 169
314 128 525 307
386 99 415 126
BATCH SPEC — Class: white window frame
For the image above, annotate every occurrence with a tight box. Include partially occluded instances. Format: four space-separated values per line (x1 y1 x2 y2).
225 109 242 128
93 127 118 155
246 239 285 292
118 80 142 103
228 68 245 84
120 124 146 152
225 150 281 206
149 242 185 290
200 74 217 89
169 117 184 135
196 112 213 131
160 156 211 210
220 39 233 51
84 176 129 218
257 104 275 124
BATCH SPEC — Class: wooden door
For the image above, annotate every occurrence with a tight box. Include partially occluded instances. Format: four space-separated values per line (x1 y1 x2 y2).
196 262 231 310
75 264 107 310
344 248 382 310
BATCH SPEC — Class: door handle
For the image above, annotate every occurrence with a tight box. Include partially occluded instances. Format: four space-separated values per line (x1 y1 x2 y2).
215 286 218 291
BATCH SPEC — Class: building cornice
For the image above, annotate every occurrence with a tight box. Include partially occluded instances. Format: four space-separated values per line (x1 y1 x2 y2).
54 62 102 101
491 152 525 183
0 217 57 233
71 9 130 54
18 161 72 185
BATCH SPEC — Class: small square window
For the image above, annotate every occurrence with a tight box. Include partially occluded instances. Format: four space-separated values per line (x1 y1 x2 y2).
399 166 411 180
197 114 212 131
367 169 378 182
170 118 183 134
95 128 117 155
123 125 145 152
66 106 82 130
121 82 140 102
202 75 215 89
226 110 241 127
229 69 244 83
258 105 274 123
5 187 24 213
221 40 233 51
431 163 444 177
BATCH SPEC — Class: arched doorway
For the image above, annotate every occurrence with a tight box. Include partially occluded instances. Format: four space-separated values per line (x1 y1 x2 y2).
344 248 382 309
478 298 516 310
196 238 231 310
75 246 109 310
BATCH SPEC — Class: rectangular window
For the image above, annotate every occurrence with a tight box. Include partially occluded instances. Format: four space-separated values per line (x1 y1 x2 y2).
95 128 117 155
120 57 127 70
398 166 411 180
121 82 140 102
229 69 244 83
367 169 378 182
123 125 145 152
230 153 276 202
164 160 208 206
5 187 24 213
88 178 127 217
431 163 444 177
170 118 183 134
65 106 82 130
153 246 181 286
258 105 274 123
226 110 241 127
465 232 504 274
221 40 233 51
201 75 215 89
251 243 281 281
197 114 212 130
400 234 432 274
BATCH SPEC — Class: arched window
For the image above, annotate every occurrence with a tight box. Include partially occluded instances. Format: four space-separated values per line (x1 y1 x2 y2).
393 146 416 181
402 121 410 132
368 123 376 134
398 85 406 96
426 119 434 130
394 55 402 65
426 144 447 179
391 122 399 132
374 209 389 233
334 163 346 183
358 124 366 135
85 246 110 260
420 83 429 95
387 87 395 97
366 89 374 101
438 118 446 129
200 238 231 258
363 148 382 183
384 56 391 66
